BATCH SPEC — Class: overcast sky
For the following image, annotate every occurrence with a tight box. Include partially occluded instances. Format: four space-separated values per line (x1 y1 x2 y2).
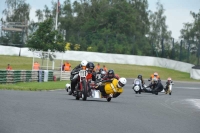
0 0 200 40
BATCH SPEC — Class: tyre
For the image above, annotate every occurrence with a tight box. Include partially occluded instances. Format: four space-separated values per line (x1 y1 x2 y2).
76 92 80 100
76 96 80 100
107 97 111 102
82 80 87 101
169 92 172 95
74 83 80 100
68 90 72 95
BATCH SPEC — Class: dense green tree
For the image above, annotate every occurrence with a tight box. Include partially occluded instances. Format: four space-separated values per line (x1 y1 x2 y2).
3 0 30 22
148 1 172 57
2 0 30 46
58 0 150 54
179 10 200 64
2 0 193 62
26 17 65 52
35 9 44 22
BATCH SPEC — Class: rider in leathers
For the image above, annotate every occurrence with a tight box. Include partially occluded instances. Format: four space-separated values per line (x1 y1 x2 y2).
95 77 127 98
85 62 96 81
146 77 164 95
69 60 88 95
164 77 173 94
137 74 145 86
102 69 119 80
95 68 104 81
70 61 96 95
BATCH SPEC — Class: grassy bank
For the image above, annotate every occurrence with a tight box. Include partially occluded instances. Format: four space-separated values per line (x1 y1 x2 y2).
0 81 68 91
0 55 199 91
0 55 195 80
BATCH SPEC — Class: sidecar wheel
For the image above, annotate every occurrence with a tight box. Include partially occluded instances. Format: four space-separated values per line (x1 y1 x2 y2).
107 97 111 102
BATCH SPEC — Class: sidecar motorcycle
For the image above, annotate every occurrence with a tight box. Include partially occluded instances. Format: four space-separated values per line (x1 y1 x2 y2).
132 79 142 94
164 77 174 95
66 70 112 102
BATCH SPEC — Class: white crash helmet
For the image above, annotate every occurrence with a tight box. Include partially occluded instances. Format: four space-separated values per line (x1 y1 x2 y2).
167 77 172 81
81 60 88 67
101 70 106 78
117 77 127 88
154 72 158 76
101 71 106 75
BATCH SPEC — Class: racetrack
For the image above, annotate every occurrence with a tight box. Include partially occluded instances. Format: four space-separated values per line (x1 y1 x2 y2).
0 79 200 133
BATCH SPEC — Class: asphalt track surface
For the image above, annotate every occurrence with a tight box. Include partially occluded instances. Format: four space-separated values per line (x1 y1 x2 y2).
0 79 200 133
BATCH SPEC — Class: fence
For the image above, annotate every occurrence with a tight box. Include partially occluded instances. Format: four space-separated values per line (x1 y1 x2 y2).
0 70 54 84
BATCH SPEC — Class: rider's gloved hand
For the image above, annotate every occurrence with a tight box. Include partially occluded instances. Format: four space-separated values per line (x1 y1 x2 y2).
109 93 113 98
97 82 102 86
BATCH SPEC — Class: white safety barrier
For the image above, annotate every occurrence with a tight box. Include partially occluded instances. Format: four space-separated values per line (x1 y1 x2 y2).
190 68 200 80
0 45 199 79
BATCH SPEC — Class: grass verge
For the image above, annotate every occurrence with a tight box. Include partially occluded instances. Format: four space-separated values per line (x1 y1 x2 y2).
0 81 69 91
0 55 199 91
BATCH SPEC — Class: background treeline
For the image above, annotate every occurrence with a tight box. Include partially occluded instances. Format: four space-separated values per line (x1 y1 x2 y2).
0 0 200 65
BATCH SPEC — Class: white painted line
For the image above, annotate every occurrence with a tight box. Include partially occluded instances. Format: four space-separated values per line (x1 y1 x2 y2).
174 87 200 90
186 99 200 110
48 89 64 91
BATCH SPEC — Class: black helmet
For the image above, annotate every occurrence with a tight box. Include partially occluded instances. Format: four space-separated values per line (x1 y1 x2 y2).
86 62 95 69
99 68 103 73
138 74 142 80
86 62 94 73
107 69 115 78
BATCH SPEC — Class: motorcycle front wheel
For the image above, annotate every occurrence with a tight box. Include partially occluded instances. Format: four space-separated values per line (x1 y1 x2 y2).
76 91 80 100
82 80 88 101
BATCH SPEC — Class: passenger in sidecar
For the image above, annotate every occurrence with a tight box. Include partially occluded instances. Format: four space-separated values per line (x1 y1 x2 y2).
95 77 127 98
145 77 164 95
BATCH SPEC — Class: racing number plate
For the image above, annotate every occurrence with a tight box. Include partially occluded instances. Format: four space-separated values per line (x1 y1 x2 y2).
79 70 88 77
135 80 140 84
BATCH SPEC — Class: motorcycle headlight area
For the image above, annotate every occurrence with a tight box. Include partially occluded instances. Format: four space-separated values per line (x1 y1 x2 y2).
134 86 140 91
66 84 71 88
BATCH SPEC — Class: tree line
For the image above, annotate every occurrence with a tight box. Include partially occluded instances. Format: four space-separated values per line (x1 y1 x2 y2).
0 0 200 65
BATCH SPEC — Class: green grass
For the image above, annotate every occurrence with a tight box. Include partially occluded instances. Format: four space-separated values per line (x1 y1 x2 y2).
0 81 68 91
0 55 199 91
